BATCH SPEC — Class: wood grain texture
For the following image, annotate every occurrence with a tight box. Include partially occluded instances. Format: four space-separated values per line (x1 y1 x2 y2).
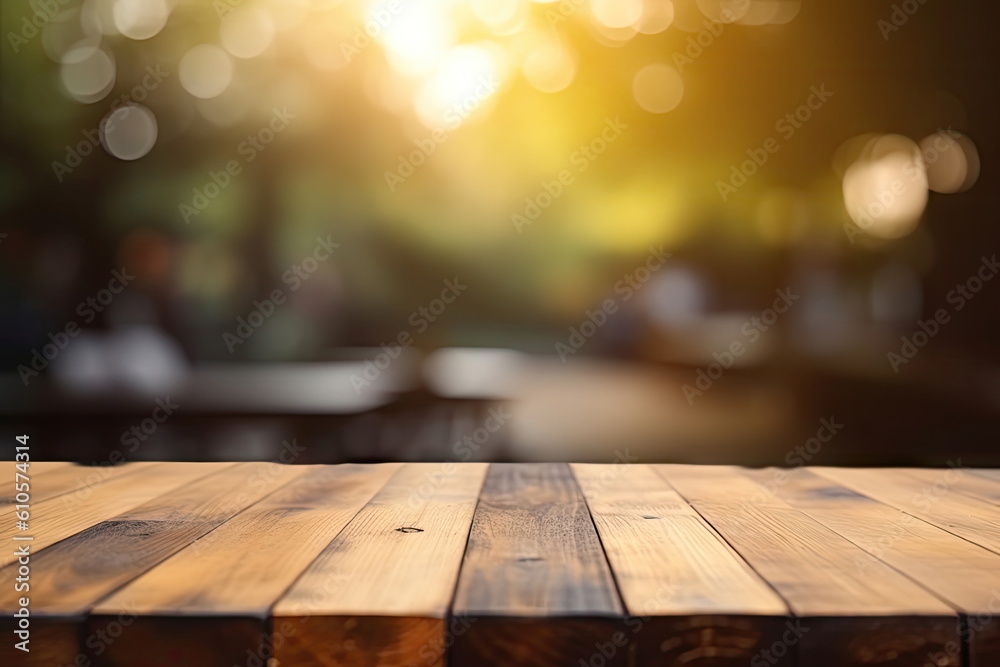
0 463 302 667
30 462 73 473
969 469 1000 484
898 467 1000 506
0 462 227 568
90 463 401 667
0 463 235 667
657 465 960 667
0 461 71 479
0 463 993 667
814 467 1000 555
572 464 791 667
0 462 155 506
746 467 1000 667
273 462 487 667
451 463 625 667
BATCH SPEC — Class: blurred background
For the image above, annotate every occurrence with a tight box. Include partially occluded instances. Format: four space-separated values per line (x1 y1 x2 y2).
0 0 997 465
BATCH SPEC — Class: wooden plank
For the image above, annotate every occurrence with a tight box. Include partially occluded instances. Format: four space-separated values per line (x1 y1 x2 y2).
0 461 73 476
2 462 304 611
450 463 625 667
0 462 235 666
572 464 792 667
657 465 961 667
0 463 296 667
273 462 487 667
746 467 1000 667
33 462 73 473
814 467 1000 556
969 469 1000 484
897 467 1000 506
89 463 401 667
0 462 156 506
0 462 230 569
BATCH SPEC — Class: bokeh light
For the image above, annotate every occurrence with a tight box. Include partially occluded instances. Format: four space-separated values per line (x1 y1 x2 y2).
179 44 234 99
414 43 506 128
100 104 159 160
592 0 644 29
81 0 121 37
736 0 801 25
632 63 684 113
633 0 675 34
42 10 91 63
522 38 576 93
60 42 116 103
221 9 276 59
920 130 980 194
471 0 528 35
842 134 928 240
377 0 458 76
696 0 750 24
113 0 170 41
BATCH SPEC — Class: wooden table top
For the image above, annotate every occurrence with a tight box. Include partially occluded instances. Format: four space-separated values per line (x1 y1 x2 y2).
2 462 999 667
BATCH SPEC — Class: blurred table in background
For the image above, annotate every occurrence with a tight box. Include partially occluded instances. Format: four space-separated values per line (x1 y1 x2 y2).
1 349 998 466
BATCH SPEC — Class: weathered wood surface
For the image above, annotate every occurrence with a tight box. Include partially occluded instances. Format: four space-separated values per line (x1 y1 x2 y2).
815 466 1000 555
91 463 400 667
658 465 960 667
451 463 624 667
573 463 791 667
743 467 1000 667
0 462 996 667
273 462 487 667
